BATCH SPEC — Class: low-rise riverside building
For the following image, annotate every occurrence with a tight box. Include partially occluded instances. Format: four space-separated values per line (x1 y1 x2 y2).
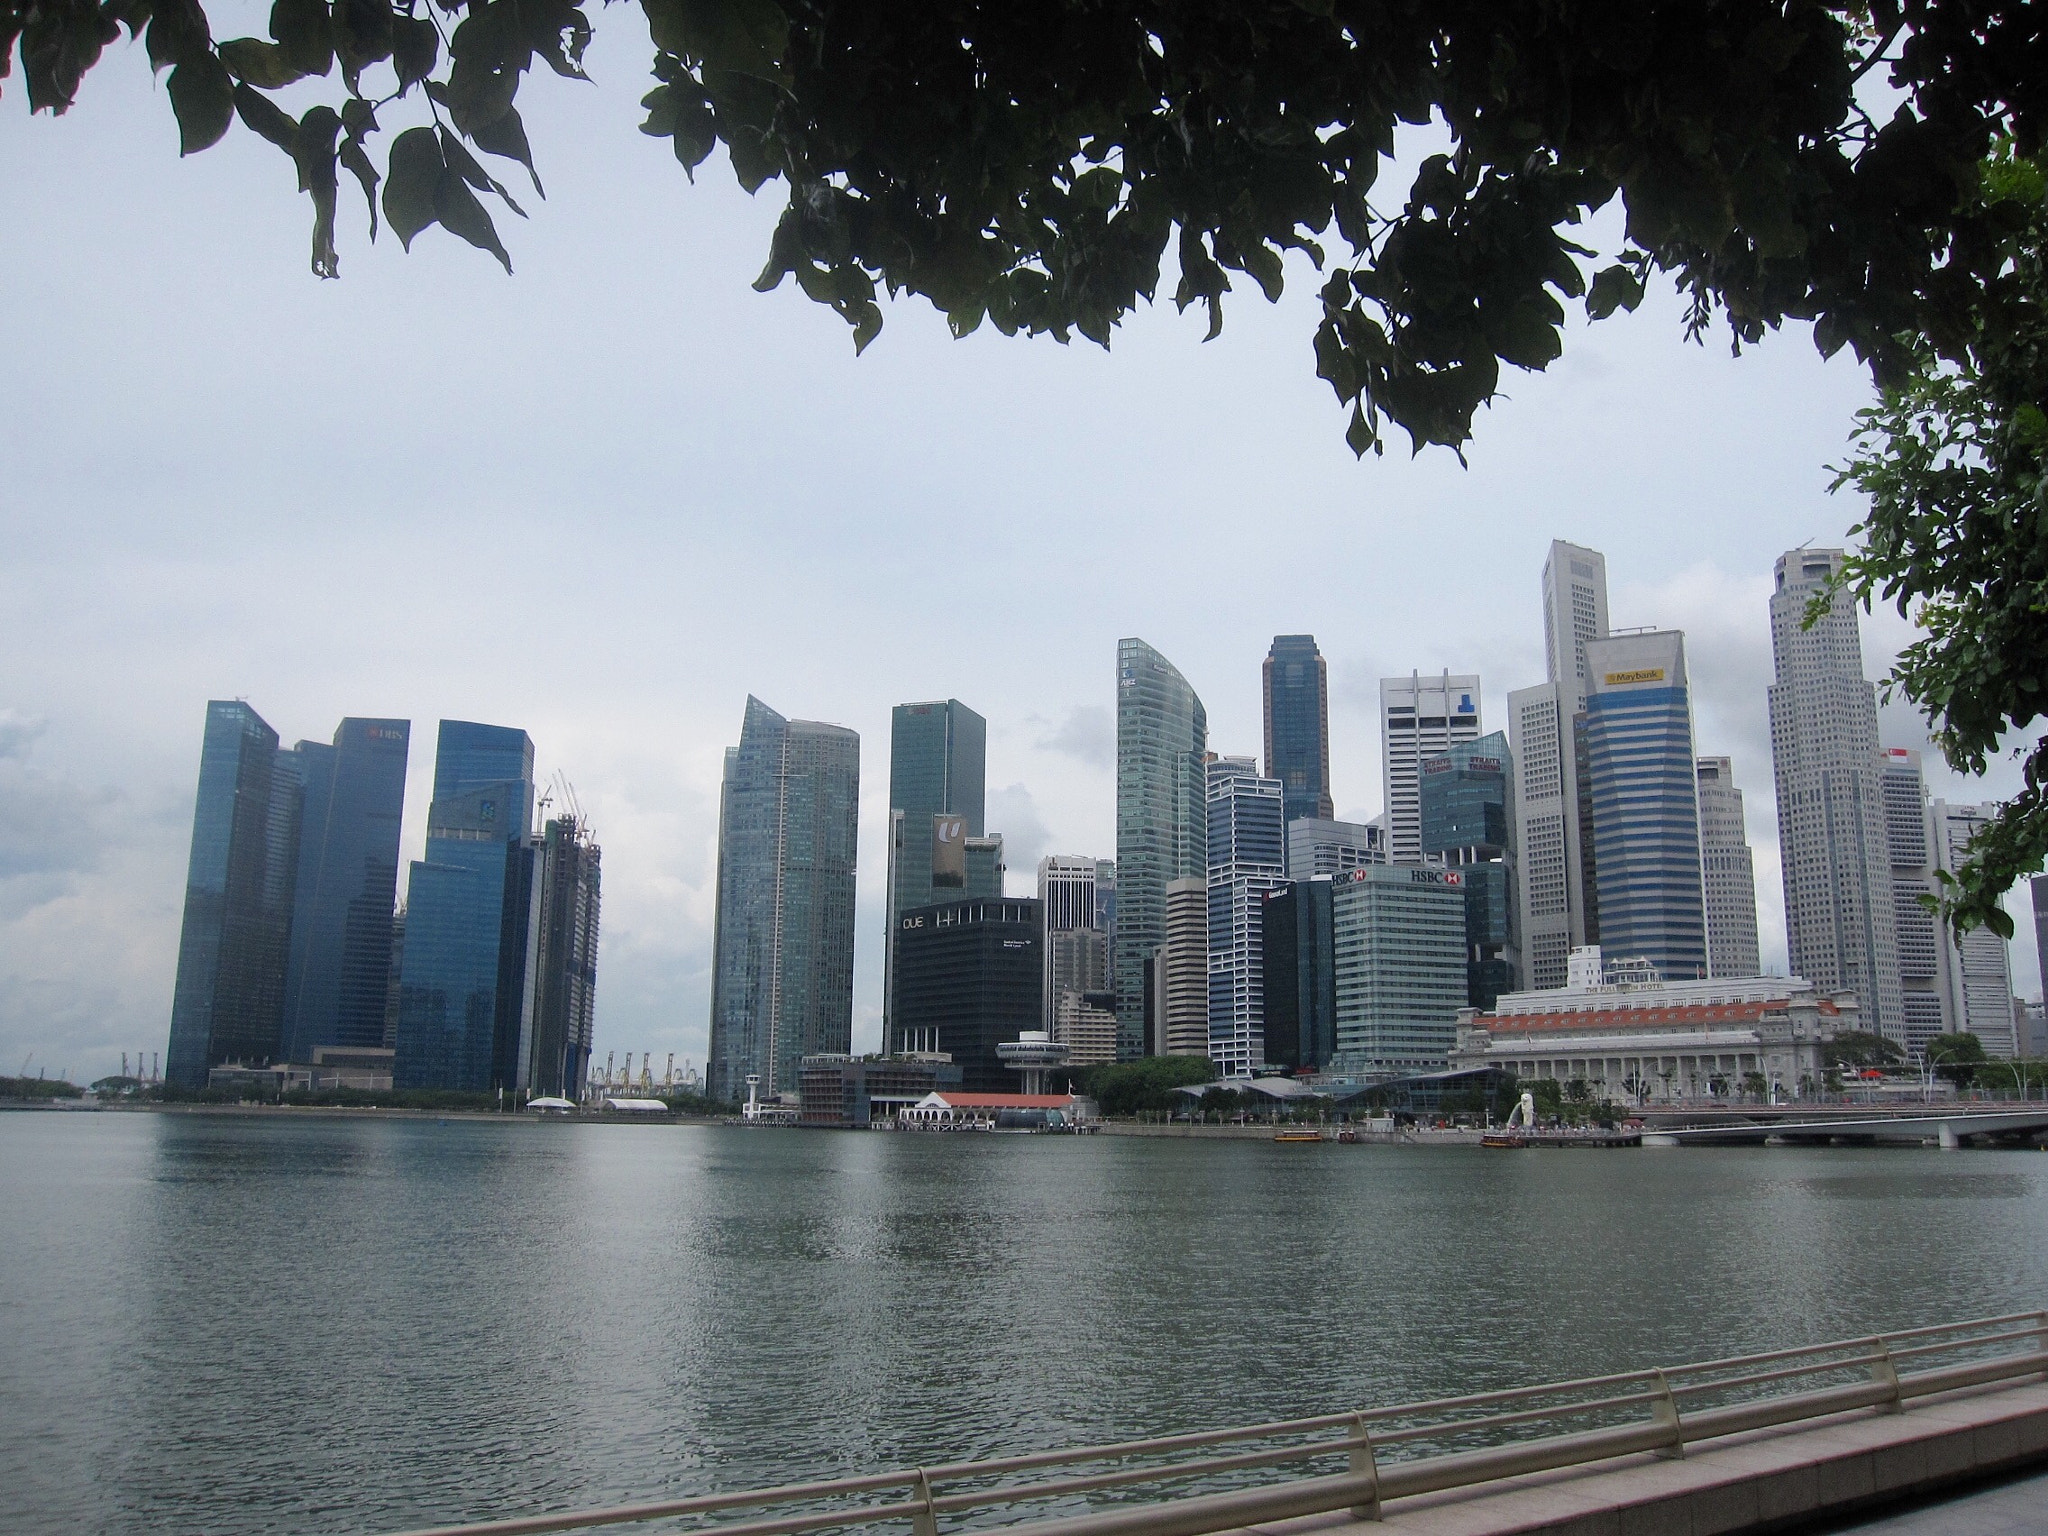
1450 973 1854 1103
797 1054 963 1128
898 1091 1096 1130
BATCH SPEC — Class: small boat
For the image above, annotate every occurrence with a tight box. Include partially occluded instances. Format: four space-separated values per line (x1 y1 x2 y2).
1274 1129 1323 1143
1480 1132 1527 1149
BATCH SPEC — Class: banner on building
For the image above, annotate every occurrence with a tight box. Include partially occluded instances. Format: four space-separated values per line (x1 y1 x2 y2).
932 814 966 888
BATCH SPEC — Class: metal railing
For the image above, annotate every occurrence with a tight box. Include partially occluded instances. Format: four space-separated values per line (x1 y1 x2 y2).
389 1312 2048 1536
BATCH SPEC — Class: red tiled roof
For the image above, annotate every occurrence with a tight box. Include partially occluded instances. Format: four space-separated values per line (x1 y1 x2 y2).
1482 997 1841 1036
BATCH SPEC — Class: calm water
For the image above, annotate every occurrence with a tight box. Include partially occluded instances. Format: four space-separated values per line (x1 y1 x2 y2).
4 1111 2047 1536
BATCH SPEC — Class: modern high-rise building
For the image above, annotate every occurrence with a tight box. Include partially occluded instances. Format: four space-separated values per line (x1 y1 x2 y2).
1039 855 1101 932
1510 541 1611 992
893 896 1044 1088
1260 878 1337 1072
1206 756 1285 1076
1039 854 1108 1033
1330 866 1469 1073
1930 801 2019 1057
883 700 986 1039
394 721 536 1093
2035 873 2048 1016
522 813 601 1098
706 697 860 1101
965 834 1005 898
1768 548 1904 1041
279 718 410 1064
1150 876 1210 1056
1284 816 1385 879
1263 635 1333 826
1115 639 1207 1057
167 701 303 1087
1581 630 1708 982
1879 748 1946 1054
1380 671 1481 864
1695 757 1761 979
1420 731 1518 1007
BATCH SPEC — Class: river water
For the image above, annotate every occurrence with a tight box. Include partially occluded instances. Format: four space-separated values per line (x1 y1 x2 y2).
4 1111 2046 1536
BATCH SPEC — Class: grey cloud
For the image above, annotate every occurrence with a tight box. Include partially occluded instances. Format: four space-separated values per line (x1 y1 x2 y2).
986 782 1053 883
0 763 118 885
1034 706 1113 769
0 710 45 761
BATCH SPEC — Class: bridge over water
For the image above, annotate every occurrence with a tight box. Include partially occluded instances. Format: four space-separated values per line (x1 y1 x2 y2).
1637 1107 2048 1148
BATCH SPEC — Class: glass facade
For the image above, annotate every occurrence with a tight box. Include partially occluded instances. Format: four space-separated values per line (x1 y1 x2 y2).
1263 635 1333 826
707 697 860 1101
1583 633 1708 983
394 721 536 1092
1420 730 1518 1007
892 897 1044 1091
167 701 301 1087
1330 866 1469 1073
1206 757 1285 1076
1260 878 1336 1072
1115 639 1207 1058
884 700 986 1036
280 718 410 1062
524 815 602 1098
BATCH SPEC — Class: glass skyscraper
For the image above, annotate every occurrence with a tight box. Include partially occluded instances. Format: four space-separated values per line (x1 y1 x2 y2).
1420 730 1518 1007
1330 866 1469 1073
394 721 536 1092
707 697 860 1101
166 701 303 1087
883 699 986 1042
1206 756 1285 1076
524 814 602 1098
1115 639 1207 1058
280 718 410 1063
1263 635 1333 826
1582 631 1709 982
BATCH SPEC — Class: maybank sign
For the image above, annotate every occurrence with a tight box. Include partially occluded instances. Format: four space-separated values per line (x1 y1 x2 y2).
1603 667 1667 686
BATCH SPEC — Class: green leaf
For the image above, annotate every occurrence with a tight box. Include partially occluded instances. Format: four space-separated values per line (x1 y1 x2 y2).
340 138 380 238
391 15 438 90
439 125 525 217
1586 263 1644 320
1345 402 1378 457
433 166 514 271
232 81 300 151
219 38 305 88
167 52 235 155
269 0 333 77
470 102 543 197
382 126 443 249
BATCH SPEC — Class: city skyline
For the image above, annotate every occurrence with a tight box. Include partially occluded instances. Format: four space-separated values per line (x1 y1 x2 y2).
9 46 2044 1081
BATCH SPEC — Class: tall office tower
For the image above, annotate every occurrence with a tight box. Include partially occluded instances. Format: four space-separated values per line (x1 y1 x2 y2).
1696 757 1762 979
1052 988 1119 1066
523 814 601 1098
1285 816 1385 879
1263 635 1333 826
965 834 1005 897
882 700 987 1040
707 697 861 1100
382 905 405 1050
1542 541 1612 692
1261 878 1337 1073
892 897 1043 1089
1879 748 1946 1054
1581 631 1708 982
1768 548 1904 1041
1039 855 1100 931
1380 671 1481 864
394 721 537 1092
1115 639 1207 1057
1205 756 1286 1076
167 701 304 1087
1150 877 1210 1056
279 718 410 1063
1330 866 1469 1073
2035 873 2048 1014
1039 854 1105 1030
1420 731 1518 1007
1930 801 2019 1057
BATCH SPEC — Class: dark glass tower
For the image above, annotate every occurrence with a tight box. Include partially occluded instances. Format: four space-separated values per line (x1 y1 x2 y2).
707 697 860 1101
1263 635 1334 827
166 701 304 1086
1260 879 1337 1073
884 700 986 1042
1420 730 1518 1008
394 721 536 1092
893 897 1044 1090
280 718 410 1062
523 815 601 1098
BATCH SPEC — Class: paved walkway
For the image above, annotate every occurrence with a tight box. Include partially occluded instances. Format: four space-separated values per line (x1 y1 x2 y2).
1825 1467 2048 1534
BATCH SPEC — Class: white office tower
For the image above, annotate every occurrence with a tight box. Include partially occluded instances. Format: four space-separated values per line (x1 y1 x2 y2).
1381 671 1482 864
1285 816 1385 879
1929 801 2019 1057
1879 748 1947 1056
1510 541 1611 991
1206 757 1285 1077
1767 549 1904 1042
1696 757 1761 978
1039 854 1110 1038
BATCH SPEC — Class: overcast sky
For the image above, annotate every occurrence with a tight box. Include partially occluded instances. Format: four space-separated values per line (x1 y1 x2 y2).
4 18 2039 1085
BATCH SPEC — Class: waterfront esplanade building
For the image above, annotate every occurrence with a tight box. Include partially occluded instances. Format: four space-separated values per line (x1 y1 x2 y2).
1450 959 1853 1103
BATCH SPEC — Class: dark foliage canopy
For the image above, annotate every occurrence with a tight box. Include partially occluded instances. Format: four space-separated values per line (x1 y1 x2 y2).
8 0 2047 455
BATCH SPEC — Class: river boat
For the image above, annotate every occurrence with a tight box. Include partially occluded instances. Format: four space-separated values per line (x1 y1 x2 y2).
1273 1129 1323 1143
1480 1132 1526 1149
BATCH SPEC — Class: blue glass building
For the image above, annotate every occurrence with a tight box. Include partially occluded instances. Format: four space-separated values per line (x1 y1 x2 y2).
1263 635 1334 826
1419 730 1518 1007
280 718 410 1062
166 701 303 1086
394 721 537 1092
883 700 986 1044
1582 632 1708 982
1115 639 1207 1058
1206 756 1285 1075
707 697 860 1101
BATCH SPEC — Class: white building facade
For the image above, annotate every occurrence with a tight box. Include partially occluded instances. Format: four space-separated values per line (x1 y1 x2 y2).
1930 800 2019 1057
1381 671 1482 866
1696 757 1761 978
